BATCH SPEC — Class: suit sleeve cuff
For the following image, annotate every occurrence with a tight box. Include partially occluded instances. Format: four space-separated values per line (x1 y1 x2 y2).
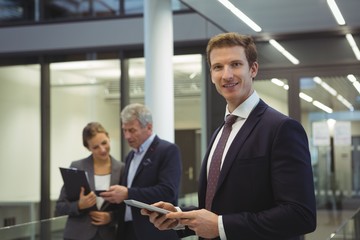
172 206 185 230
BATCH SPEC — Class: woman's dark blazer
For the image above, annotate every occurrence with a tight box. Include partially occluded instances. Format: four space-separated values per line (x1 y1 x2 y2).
179 100 316 240
55 155 124 240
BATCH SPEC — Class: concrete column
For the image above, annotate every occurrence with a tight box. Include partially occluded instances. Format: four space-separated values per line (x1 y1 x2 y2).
144 0 174 142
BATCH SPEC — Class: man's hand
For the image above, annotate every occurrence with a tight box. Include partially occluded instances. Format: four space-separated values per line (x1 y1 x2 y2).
100 185 128 204
78 187 96 210
89 211 111 225
141 201 179 230
167 209 219 239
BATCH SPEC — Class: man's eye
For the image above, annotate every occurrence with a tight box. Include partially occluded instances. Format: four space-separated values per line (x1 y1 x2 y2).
212 66 222 71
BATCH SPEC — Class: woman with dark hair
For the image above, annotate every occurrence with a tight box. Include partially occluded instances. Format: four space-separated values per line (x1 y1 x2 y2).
56 122 124 240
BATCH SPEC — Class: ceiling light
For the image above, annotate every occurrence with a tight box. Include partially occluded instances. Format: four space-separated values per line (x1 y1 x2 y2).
270 78 284 87
327 0 346 25
313 101 333 113
348 74 360 94
353 81 360 94
189 72 197 79
320 81 337 96
313 76 354 111
347 74 356 82
313 76 322 84
346 34 360 61
269 39 300 65
337 95 354 111
269 78 334 113
299 92 313 102
217 0 262 32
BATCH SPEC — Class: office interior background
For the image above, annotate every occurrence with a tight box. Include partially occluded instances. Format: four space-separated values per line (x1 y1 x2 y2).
0 0 360 239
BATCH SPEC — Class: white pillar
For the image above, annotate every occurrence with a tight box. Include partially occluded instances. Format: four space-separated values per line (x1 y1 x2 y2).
144 0 174 142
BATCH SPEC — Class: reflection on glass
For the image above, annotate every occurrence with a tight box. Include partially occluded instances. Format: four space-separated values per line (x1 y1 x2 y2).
254 78 288 115
50 59 121 202
0 216 67 240
300 75 360 220
0 0 35 23
328 208 360 240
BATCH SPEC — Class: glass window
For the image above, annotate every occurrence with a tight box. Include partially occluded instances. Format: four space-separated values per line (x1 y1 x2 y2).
300 74 360 212
0 65 40 224
41 0 190 21
50 59 121 200
254 78 289 116
43 0 120 20
125 0 189 15
0 0 35 23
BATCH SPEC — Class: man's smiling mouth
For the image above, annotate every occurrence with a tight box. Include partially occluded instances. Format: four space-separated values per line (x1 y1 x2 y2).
223 82 238 88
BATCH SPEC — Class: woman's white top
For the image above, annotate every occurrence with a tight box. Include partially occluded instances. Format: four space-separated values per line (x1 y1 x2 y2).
94 174 111 210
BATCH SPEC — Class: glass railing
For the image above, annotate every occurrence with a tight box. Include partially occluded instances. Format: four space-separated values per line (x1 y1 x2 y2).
327 208 360 240
0 215 67 240
2 206 358 240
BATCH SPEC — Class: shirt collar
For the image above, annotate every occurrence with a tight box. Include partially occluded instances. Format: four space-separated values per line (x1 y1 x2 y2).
134 133 156 154
225 90 260 120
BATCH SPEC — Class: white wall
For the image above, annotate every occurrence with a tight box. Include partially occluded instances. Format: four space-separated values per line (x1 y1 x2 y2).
0 66 41 202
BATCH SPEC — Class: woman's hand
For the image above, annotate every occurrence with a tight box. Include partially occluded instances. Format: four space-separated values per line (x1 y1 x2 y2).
89 211 111 225
77 187 96 210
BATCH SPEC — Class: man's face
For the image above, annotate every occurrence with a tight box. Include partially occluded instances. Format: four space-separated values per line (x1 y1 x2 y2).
87 132 111 162
122 119 152 150
209 46 258 111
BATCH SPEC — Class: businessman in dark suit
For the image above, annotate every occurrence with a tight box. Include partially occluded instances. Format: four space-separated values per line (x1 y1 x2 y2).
142 32 316 240
101 103 181 240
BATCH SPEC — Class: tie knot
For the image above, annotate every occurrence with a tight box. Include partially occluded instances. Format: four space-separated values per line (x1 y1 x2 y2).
225 114 237 126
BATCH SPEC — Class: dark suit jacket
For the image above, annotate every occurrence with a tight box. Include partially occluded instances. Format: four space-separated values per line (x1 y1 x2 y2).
117 135 181 240
179 100 316 240
56 155 124 240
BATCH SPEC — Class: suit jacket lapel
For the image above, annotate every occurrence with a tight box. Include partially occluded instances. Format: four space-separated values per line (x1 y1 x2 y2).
125 136 159 186
101 156 122 210
134 136 159 176
110 156 121 185
83 156 95 191
123 152 135 186
216 100 268 190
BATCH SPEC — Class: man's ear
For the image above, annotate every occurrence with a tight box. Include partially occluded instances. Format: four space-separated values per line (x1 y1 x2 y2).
210 71 216 84
250 62 259 79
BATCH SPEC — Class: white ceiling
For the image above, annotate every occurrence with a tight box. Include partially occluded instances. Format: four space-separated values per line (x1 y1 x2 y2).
180 0 360 68
50 1 360 114
178 0 360 113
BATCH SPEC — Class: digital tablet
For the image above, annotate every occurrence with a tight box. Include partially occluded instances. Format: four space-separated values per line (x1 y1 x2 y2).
59 167 91 201
124 199 171 215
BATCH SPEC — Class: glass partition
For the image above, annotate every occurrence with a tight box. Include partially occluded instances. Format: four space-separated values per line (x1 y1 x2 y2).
0 65 41 226
50 59 121 201
0 216 67 240
300 75 360 211
328 208 360 240
0 0 35 23
254 78 289 115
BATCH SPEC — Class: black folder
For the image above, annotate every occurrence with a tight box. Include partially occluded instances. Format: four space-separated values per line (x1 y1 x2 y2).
59 167 91 201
